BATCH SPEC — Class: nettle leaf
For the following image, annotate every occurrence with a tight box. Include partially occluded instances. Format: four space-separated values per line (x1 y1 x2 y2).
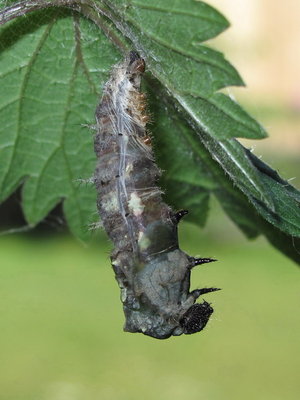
0 8 120 238
147 83 300 264
0 0 299 263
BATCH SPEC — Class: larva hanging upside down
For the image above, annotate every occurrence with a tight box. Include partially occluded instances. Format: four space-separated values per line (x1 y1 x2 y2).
94 51 219 339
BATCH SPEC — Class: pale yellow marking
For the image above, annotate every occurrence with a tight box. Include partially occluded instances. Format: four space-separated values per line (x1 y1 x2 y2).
112 258 120 266
128 192 144 216
138 231 151 251
125 163 133 175
102 192 119 213
121 288 127 303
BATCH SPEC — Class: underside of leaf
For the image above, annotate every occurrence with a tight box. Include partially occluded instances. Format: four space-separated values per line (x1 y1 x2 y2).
0 0 299 263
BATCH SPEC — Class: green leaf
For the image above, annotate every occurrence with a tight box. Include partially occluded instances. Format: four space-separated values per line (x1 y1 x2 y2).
146 81 260 238
146 81 300 263
0 9 120 238
105 0 273 207
0 0 299 263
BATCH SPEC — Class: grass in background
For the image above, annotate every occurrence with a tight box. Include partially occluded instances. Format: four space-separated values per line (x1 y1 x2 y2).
0 213 299 400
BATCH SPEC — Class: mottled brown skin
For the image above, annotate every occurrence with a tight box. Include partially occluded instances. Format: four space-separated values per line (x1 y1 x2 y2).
94 52 218 339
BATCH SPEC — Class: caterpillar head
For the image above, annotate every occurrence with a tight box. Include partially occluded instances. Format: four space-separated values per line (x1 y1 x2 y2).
124 300 214 339
179 302 214 334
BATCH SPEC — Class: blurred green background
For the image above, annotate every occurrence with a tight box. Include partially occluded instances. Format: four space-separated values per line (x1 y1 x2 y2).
0 209 299 400
1 0 300 399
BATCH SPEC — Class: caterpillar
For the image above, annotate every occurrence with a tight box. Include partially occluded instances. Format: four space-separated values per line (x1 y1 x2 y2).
94 52 219 339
